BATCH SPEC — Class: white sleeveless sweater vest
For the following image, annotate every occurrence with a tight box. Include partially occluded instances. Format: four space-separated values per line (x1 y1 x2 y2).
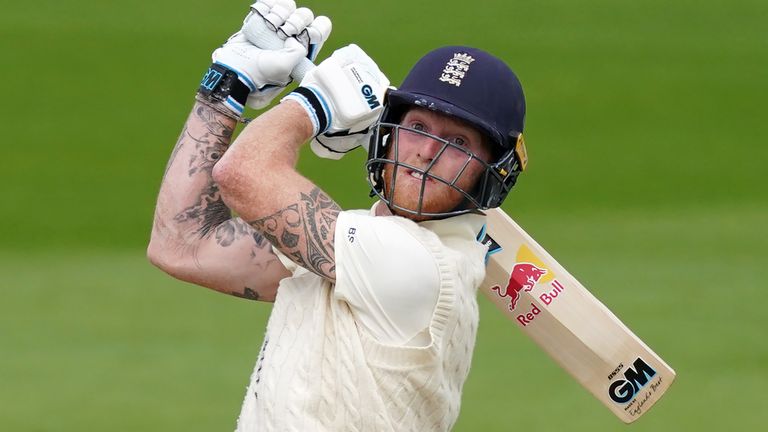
235 214 487 431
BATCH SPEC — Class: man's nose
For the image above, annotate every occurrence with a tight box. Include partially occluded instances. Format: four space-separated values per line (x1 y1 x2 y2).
417 136 444 162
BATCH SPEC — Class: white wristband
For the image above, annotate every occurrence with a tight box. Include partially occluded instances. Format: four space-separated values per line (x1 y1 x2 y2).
281 86 332 136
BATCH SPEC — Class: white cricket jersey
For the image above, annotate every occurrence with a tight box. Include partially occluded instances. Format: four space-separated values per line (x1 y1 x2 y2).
334 207 441 346
235 203 488 432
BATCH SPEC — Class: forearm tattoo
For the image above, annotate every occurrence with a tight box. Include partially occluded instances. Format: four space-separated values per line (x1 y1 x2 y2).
171 103 238 239
249 187 341 279
232 287 260 300
163 124 188 178
158 103 275 299
214 218 268 249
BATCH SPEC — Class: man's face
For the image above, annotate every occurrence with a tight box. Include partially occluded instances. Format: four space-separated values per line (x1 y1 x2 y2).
382 107 493 220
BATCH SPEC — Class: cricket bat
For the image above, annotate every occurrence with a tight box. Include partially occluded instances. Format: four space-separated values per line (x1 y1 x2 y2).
478 207 675 423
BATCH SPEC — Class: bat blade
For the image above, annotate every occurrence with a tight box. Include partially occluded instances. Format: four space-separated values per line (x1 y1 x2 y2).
479 207 675 423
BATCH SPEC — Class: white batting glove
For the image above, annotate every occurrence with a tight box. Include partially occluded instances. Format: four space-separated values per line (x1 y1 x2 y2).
245 1 331 62
241 0 332 109
205 1 332 115
283 44 389 138
208 33 305 115
310 128 371 160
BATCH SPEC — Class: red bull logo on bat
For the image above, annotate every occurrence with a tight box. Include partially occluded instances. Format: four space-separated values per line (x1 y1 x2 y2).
485 243 569 326
491 263 548 311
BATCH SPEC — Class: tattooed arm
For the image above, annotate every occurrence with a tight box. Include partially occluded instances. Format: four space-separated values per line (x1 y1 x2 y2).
212 100 341 281
147 101 291 301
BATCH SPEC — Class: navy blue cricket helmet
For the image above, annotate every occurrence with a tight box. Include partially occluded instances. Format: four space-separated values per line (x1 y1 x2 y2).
366 46 528 217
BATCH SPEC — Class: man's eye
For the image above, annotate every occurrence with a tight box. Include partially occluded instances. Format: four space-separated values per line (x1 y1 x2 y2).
452 137 466 146
411 122 425 132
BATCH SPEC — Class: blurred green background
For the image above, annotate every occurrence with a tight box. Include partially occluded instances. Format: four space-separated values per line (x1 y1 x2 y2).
2 0 766 430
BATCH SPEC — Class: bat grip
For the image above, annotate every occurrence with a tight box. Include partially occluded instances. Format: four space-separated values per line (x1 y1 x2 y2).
291 57 314 82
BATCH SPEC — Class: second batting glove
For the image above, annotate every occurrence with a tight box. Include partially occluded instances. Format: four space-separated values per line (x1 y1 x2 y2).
309 127 371 160
283 44 390 138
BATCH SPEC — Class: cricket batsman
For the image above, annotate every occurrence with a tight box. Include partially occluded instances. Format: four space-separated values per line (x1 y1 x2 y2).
148 1 527 430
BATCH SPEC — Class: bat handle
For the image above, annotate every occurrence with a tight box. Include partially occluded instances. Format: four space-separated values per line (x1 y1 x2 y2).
291 57 314 82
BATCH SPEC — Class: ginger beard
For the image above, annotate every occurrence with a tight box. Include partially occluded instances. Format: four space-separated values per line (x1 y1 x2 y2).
381 128 490 221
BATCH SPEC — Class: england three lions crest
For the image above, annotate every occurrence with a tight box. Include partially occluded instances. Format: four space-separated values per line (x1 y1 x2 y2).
439 53 475 87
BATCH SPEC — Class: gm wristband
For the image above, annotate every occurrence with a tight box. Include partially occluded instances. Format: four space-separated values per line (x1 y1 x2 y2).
198 63 253 115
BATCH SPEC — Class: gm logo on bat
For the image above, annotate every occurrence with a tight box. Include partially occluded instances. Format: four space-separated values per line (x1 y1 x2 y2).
608 357 658 404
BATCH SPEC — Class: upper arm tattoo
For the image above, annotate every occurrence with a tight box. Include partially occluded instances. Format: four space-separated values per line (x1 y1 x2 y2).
248 187 341 280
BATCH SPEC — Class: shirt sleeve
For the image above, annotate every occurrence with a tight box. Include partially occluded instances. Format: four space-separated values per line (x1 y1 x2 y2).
333 211 440 346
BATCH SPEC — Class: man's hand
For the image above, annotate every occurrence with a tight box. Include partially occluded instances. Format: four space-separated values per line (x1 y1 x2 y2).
283 44 390 139
239 0 332 109
244 0 331 63
206 0 332 114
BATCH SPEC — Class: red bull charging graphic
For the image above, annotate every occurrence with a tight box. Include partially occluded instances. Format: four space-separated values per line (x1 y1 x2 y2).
488 245 568 327
491 263 547 310
478 225 569 327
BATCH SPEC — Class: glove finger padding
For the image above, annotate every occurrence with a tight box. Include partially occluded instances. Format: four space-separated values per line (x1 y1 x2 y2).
242 9 286 48
279 7 314 38
243 4 330 64
256 0 296 30
209 0 333 114
247 0 273 23
278 10 330 63
302 16 332 61
245 0 295 42
249 0 280 17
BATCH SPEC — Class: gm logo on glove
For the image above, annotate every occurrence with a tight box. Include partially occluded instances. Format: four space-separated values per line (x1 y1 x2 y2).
361 84 380 109
201 67 224 91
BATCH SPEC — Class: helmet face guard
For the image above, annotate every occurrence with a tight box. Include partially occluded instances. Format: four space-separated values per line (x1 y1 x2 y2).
366 120 527 218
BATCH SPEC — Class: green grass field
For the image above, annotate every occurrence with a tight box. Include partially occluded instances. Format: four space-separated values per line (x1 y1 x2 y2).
2 0 766 430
